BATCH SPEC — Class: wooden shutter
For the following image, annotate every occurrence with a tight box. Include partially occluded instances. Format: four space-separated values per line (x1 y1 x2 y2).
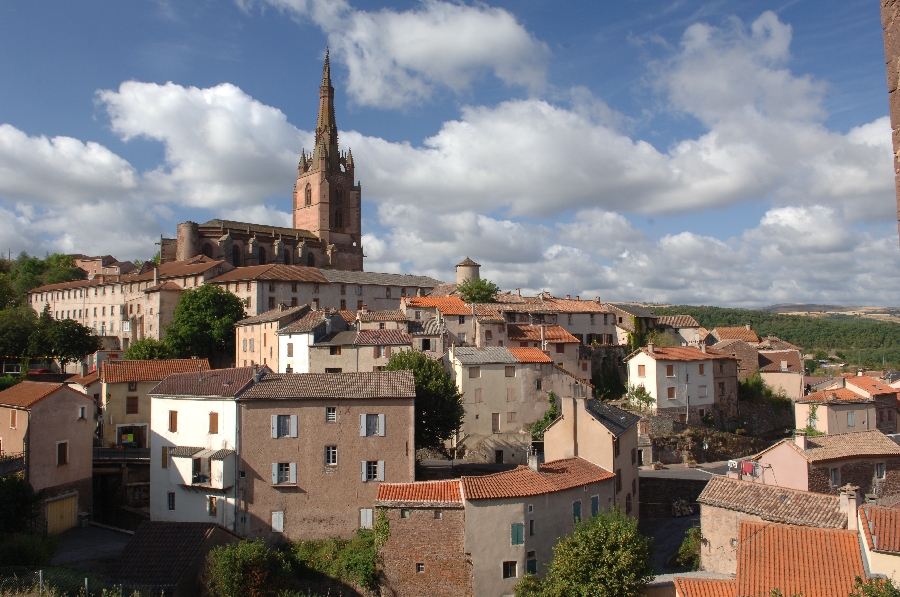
271 511 284 532
209 412 218 434
377 460 385 481
161 446 168 469
507 388 516 402
169 410 177 432
373 346 380 358
378 414 385 437
360 461 367 482
271 463 278 484
359 414 366 436
289 462 297 484
271 415 278 438
385 346 391 358
290 415 298 438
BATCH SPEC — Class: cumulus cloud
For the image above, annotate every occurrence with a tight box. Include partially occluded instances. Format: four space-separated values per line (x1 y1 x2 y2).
255 0 549 108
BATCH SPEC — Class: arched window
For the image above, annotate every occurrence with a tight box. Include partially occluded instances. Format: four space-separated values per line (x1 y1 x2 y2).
335 188 343 205
231 245 241 267
201 243 213 258
258 247 266 265
334 210 344 229
305 185 312 206
307 252 315 267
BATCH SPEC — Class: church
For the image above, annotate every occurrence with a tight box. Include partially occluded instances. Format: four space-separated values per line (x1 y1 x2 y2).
160 50 365 271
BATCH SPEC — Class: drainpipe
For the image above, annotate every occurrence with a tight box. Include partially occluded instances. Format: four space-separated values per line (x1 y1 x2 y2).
233 400 241 533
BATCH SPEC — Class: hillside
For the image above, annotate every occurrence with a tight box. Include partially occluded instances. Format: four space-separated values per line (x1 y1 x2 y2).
650 305 900 369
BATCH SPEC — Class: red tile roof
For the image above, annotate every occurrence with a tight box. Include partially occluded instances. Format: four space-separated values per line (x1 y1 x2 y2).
712 326 760 343
149 366 263 397
358 309 408 322
658 315 701 328
0 381 92 408
236 305 309 326
632 346 731 362
845 376 898 396
460 458 614 500
859 505 900 554
795 387 870 404
753 430 900 463
68 370 100 387
508 347 553 363
473 304 505 323
144 281 184 293
336 310 356 324
355 330 412 346
102 359 211 384
206 264 327 283
507 324 579 343
277 310 328 334
672 578 736 597
376 480 463 507
735 521 863 597
406 296 470 316
240 371 416 400
758 350 803 374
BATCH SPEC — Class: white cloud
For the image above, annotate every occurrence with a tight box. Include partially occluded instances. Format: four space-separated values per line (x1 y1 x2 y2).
256 0 549 108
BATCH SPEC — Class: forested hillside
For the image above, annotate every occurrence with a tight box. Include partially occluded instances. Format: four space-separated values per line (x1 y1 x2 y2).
652 305 900 369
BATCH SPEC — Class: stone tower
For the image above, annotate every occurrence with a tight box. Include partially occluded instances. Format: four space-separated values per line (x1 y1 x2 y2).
456 257 481 284
293 50 364 270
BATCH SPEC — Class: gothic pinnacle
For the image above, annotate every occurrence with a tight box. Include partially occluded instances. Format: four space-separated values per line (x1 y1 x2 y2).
322 48 331 87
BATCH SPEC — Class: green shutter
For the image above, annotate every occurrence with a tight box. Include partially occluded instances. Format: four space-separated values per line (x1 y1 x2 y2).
511 523 524 545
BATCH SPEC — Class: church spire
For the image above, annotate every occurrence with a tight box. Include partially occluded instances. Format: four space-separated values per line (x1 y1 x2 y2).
322 47 331 86
314 48 339 170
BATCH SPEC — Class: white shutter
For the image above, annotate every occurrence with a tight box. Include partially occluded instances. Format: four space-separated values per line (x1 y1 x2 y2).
378 414 386 437
360 414 366 436
290 415 298 438
361 508 373 529
289 462 297 484
377 460 385 481
361 461 367 482
271 463 278 485
271 415 278 438
271 511 284 533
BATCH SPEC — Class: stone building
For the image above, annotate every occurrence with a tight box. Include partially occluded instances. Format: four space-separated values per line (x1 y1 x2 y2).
163 51 364 272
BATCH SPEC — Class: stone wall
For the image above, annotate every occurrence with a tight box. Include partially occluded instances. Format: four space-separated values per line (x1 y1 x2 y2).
380 506 472 597
638 477 709 519
808 456 900 497
650 428 770 466
882 0 900 236
733 399 795 437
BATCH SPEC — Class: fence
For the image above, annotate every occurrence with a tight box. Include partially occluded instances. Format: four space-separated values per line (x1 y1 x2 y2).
92 448 150 461
0 567 175 597
0 452 25 477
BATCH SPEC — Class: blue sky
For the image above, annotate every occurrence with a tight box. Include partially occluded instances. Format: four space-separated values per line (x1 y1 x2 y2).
0 0 896 307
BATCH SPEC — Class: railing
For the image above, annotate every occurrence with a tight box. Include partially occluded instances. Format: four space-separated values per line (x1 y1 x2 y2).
0 452 25 477
0 566 175 596
93 447 150 461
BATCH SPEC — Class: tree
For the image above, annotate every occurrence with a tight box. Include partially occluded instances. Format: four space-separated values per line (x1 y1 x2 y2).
527 392 560 440
516 506 653 597
675 527 701 570
0 474 44 534
456 278 501 303
850 576 900 597
0 308 38 359
124 338 174 360
382 350 465 451
0 274 18 309
45 318 102 367
626 383 654 411
164 284 246 360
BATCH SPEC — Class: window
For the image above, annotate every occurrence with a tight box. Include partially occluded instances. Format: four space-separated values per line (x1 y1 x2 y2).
637 364 645 377
458 315 465 325
168 410 178 432
209 412 219 434
326 407 337 422
416 563 425 573
434 510 442 519
507 412 517 423
505 366 515 377
458 333 466 343
698 364 705 375
625 493 632 514
699 385 708 397
529 519 535 536
9 410 16 429
507 388 516 402
502 561 517 579
56 441 69 465
536 379 543 390
362 460 383 482
313 283 320 294
126 396 138 414
272 511 284 532
667 387 676 399
374 345 387 358
699 408 705 418
325 446 337 466
720 362 725 373
632 478 637 496
209 496 217 517
492 413 500 433
330 345 342 356
614 438 620 457
401 509 410 519
830 467 840 487
573 500 582 523
272 462 296 485
718 382 726 396
666 364 674 377
556 343 565 354
631 448 636 465
272 414 298 438
591 495 599 516
249 338 255 352
242 338 247 352
511 523 524 545
161 446 168 469
167 492 175 510
848 412 856 427
526 552 537 575
877 463 886 479
474 388 484 403
269 297 276 310
325 367 343 373
616 469 622 493
362 413 383 436
590 314 595 325
127 382 137 391
286 343 293 358
485 330 493 341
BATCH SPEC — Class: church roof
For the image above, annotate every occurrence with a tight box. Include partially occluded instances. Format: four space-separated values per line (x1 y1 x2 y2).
198 219 317 240
318 270 443 288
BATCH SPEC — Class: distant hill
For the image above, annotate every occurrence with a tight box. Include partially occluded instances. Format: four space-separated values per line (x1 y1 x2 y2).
761 303 851 313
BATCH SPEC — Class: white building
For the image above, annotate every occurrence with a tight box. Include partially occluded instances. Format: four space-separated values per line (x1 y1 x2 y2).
277 309 343 373
149 366 262 529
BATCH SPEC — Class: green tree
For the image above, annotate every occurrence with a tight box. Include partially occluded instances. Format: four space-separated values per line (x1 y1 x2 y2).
0 474 44 534
675 527 701 570
0 308 38 359
626 383 654 411
382 350 465 451
850 576 900 597
527 392 560 440
205 539 291 597
804 359 819 374
456 278 501 303
164 284 246 360
124 338 175 360
516 507 653 597
7 252 85 300
45 318 102 367
0 274 18 309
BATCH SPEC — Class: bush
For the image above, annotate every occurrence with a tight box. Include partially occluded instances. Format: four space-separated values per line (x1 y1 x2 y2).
675 527 701 570
0 474 43 533
0 374 21 391
292 529 379 591
527 392 560 440
205 539 291 597
0 532 59 566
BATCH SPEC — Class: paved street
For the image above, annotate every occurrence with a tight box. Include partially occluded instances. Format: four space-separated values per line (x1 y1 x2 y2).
51 524 132 574
639 461 729 480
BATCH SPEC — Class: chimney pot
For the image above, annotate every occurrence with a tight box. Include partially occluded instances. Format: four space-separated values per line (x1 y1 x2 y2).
575 296 579 301
745 323 752 331
566 295 571 300
516 288 521 296
527 449 540 472
648 342 655 354
701 344 707 354
794 430 807 450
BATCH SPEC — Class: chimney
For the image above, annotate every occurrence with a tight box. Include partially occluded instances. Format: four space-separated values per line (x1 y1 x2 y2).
416 288 423 297
516 288 521 296
701 344 707 354
540 325 547 351
252 363 261 383
794 429 807 450
857 370 864 376
153 268 158 286
566 295 571 300
839 485 860 530
648 342 654 354
527 448 540 472
361 304 368 313
745 323 752 331
575 296 579 301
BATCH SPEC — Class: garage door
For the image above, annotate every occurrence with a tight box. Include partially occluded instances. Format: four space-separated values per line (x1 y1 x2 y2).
46 495 77 534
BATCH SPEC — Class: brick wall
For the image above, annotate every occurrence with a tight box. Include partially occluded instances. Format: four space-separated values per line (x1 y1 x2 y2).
808 457 900 496
380 506 472 597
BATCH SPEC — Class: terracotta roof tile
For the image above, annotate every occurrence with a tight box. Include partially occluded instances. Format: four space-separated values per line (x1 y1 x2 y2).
712 327 760 343
631 346 732 362
336 310 356 324
144 281 183 293
758 335 801 351
846 376 898 396
754 430 900 463
68 370 100 387
460 457 614 500
0 381 91 408
149 366 261 397
507 324 579 343
603 302 657 318
128 256 225 282
102 359 211 384
207 264 327 283
240 371 416 400
736 522 863 597
698 476 846 528
277 310 328 334
426 282 458 297
757 350 803 374
376 480 463 507
358 309 407 322
859 505 900 554
318 270 443 288
406 296 470 316
672 578 737 597
355 330 412 346
658 315 701 328
236 305 309 326
795 387 870 404
473 304 505 323
508 347 552 363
